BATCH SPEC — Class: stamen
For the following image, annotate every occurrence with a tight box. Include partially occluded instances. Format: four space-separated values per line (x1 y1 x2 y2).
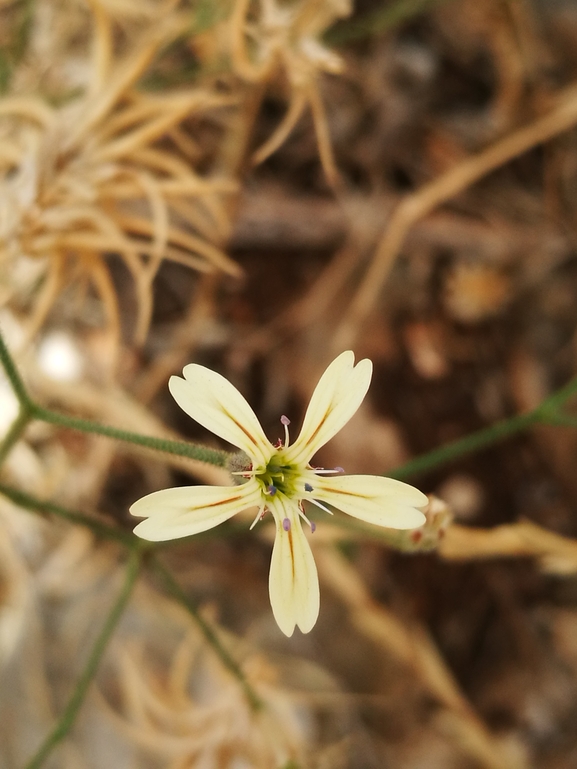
311 467 345 475
296 507 316 532
282 517 291 532
304 483 313 492
267 484 277 496
230 470 256 476
308 498 334 516
297 506 312 527
280 415 290 446
249 506 266 530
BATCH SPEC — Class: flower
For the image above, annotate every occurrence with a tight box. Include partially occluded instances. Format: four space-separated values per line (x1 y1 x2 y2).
131 351 427 636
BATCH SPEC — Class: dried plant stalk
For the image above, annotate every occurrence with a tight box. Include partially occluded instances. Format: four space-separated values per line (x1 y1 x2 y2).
317 545 529 769
335 82 577 350
439 520 577 574
0 5 241 349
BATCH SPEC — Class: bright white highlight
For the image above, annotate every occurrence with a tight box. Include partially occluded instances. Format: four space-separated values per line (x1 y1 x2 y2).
37 331 84 382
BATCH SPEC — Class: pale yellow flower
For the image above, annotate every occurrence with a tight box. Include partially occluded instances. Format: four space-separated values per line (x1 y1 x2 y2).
131 351 427 636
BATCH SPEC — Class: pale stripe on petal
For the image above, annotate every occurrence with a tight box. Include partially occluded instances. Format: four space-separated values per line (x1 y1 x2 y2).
268 496 320 637
131 480 262 541
284 351 372 466
169 365 273 466
313 474 427 530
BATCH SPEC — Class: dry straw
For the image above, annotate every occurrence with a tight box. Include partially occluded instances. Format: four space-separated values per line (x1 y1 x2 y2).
3 0 577 767
0 1 240 350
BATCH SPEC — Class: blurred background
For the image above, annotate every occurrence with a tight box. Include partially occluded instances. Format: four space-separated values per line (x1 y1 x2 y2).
3 0 577 766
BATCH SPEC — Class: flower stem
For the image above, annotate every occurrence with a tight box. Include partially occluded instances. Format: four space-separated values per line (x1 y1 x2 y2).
0 330 32 407
30 403 229 466
0 408 32 467
391 375 577 480
325 0 456 44
24 550 142 769
0 328 229 467
151 557 263 712
0 481 138 546
390 409 540 480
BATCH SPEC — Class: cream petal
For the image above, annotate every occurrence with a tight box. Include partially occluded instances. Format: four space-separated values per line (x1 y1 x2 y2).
131 480 262 541
169 365 273 466
312 474 427 530
268 496 320 637
284 351 372 465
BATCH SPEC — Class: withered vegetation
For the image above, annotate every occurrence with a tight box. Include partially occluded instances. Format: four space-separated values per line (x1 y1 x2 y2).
3 1 577 767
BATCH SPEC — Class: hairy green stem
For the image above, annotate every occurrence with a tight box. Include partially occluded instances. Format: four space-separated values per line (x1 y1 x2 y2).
390 410 540 480
326 0 457 45
0 482 137 546
0 481 262 709
24 551 141 769
31 403 229 466
0 409 32 467
391 376 577 480
0 330 229 467
0 332 32 407
152 557 263 712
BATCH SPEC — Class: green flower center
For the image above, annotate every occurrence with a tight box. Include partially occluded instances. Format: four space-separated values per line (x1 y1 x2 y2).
228 449 305 498
256 450 301 498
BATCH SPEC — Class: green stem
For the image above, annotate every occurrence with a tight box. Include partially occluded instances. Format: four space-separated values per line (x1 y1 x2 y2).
30 404 229 467
390 410 540 480
151 557 263 712
0 482 137 546
0 408 32 467
325 0 458 45
0 331 32 407
25 551 141 769
0 329 229 467
544 413 577 428
535 373 577 414
0 478 262 710
391 375 577 480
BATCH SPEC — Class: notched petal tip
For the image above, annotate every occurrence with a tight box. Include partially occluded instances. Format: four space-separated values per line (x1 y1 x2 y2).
168 365 273 465
314 474 428 530
286 351 374 465
269 505 320 636
130 482 261 541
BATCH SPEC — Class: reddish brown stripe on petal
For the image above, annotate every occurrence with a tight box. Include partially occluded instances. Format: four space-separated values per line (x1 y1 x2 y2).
288 528 295 580
189 494 243 512
223 408 259 447
304 406 332 446
323 487 367 498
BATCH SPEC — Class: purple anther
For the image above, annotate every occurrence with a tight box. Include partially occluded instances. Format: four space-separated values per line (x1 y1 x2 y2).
311 522 316 533
267 484 277 496
334 466 345 473
304 483 313 492
280 415 291 426
282 517 291 532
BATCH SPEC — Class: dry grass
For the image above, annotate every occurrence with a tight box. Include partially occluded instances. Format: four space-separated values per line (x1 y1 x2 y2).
3 0 577 767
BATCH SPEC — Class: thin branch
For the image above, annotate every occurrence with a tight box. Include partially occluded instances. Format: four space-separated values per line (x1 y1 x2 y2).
0 331 32 408
0 409 32 467
390 410 540 480
390 375 577 480
0 478 262 710
0 482 137 547
334 81 577 350
326 0 457 44
24 550 142 769
30 403 230 467
151 557 264 712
